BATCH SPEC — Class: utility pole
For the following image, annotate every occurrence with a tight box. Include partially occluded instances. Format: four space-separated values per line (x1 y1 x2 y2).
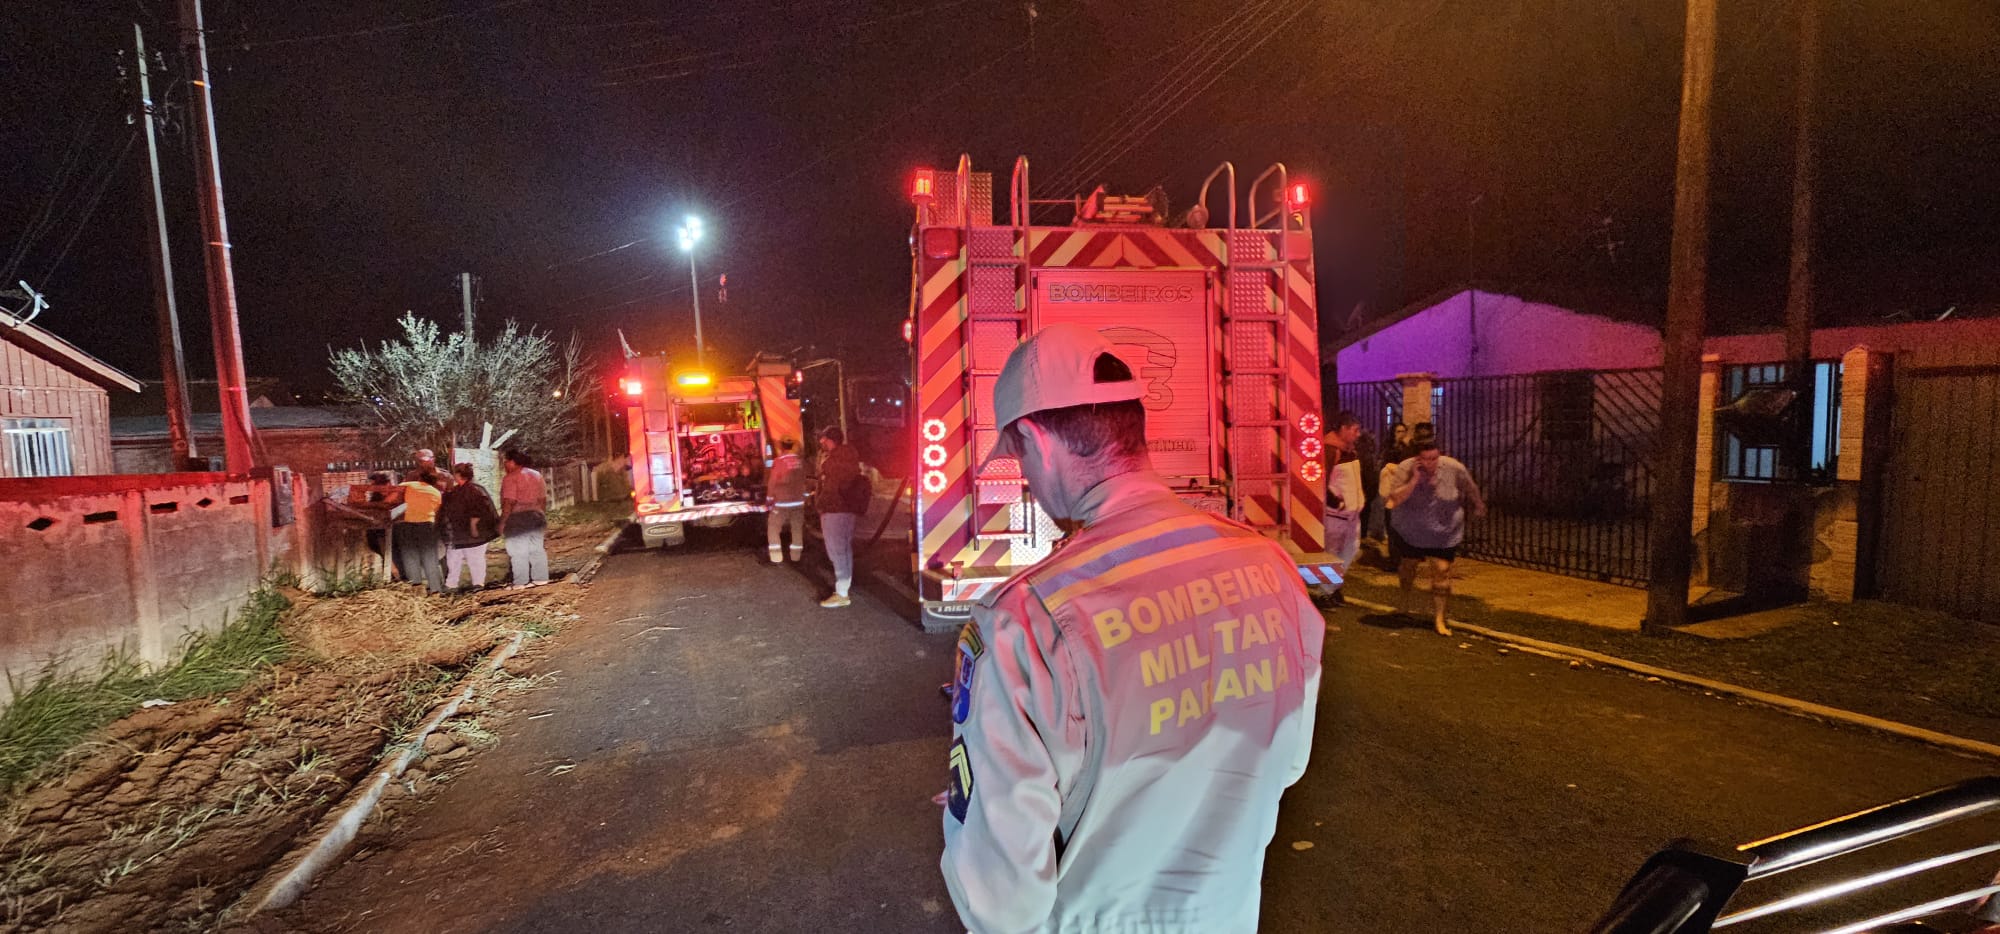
178 0 256 474
131 24 198 470
459 272 477 337
1467 192 1484 374
1782 0 1821 478
1645 0 1718 632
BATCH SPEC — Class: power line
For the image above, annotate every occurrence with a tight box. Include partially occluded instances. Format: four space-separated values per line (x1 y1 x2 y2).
563 0 884 32
31 127 142 297
545 4 1082 275
234 0 541 50
1032 0 1280 196
1036 3 1273 195
3 84 127 286
597 0 983 85
1058 0 1310 197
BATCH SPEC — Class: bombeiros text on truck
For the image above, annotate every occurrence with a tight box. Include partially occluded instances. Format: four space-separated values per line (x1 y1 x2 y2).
904 154 1341 632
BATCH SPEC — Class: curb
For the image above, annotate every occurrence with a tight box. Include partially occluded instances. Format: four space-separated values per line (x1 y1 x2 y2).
579 526 621 583
1342 597 2000 762
237 631 528 917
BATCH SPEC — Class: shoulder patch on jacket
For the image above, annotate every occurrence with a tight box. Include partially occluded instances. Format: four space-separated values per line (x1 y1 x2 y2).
951 624 982 724
946 736 973 823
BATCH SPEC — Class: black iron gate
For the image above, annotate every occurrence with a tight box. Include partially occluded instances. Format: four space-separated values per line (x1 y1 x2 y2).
1424 370 1661 586
1334 379 1403 461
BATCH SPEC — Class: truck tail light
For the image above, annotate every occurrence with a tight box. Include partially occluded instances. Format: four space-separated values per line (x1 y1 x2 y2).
922 471 948 494
903 318 914 343
623 378 644 397
1299 460 1323 483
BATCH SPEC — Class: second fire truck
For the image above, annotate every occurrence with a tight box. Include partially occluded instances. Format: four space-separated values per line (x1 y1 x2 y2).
621 353 802 549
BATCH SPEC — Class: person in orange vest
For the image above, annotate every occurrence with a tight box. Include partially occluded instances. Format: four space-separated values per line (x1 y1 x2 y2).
940 323 1325 933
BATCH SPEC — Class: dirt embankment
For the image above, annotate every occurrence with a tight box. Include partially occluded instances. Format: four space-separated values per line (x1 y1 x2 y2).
0 584 579 933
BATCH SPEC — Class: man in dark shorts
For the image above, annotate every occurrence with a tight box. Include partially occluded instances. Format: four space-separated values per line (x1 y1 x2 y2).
1386 439 1486 635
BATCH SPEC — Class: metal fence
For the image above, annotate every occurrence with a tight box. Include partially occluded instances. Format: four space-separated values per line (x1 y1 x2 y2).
1333 379 1404 459
1428 369 1662 586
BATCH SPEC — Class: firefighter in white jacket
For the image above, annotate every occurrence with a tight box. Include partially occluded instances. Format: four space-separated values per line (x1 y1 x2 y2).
941 323 1325 934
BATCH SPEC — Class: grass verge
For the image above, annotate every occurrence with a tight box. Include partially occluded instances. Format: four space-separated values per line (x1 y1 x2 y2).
0 587 293 795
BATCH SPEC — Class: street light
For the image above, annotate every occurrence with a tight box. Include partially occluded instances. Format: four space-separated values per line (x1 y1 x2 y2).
676 215 706 367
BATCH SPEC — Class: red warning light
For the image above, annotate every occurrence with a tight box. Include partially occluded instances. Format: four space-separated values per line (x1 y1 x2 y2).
902 318 914 343
911 169 936 202
622 378 644 397
1288 183 1308 207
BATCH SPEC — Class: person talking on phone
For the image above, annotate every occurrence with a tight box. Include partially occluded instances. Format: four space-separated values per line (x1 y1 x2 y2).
1386 438 1486 635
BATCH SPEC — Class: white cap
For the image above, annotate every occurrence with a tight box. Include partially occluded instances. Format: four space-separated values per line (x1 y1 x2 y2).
985 323 1143 466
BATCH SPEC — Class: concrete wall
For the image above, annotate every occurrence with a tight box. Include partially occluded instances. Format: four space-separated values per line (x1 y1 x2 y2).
1337 291 1665 383
0 472 310 692
1703 317 2000 368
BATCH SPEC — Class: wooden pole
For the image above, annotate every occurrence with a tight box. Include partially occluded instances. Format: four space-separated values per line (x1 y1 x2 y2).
1645 0 1718 632
178 0 257 474
132 24 199 469
1783 0 1821 478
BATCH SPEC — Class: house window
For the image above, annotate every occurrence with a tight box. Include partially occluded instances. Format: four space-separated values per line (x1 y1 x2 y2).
1717 362 1841 483
2 417 75 477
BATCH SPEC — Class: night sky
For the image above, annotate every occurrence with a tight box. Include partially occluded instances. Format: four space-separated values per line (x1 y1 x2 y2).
4 0 1997 396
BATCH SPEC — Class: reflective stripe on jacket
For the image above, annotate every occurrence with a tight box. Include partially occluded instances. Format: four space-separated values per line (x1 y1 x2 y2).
768 453 808 506
941 471 1325 934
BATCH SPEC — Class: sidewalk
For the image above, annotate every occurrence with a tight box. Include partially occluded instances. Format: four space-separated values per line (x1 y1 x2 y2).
1339 552 2000 748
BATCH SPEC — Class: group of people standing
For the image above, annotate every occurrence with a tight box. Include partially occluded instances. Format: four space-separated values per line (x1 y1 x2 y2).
1323 415 1486 634
370 447 553 594
763 426 869 608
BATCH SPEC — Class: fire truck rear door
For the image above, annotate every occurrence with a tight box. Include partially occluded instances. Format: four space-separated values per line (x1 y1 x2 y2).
1028 268 1218 484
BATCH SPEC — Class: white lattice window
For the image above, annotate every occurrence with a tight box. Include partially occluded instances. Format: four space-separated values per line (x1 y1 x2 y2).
2 418 74 477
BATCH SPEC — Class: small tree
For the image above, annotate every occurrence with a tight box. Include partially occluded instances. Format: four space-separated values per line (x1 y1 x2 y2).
331 314 596 462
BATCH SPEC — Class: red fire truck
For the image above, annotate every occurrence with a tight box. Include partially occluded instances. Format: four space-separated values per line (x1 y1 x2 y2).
621 353 803 548
905 155 1341 631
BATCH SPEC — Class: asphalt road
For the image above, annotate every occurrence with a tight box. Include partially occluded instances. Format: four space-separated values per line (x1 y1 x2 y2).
272 526 1997 933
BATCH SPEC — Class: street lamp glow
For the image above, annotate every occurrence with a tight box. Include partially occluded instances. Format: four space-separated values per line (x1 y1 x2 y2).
674 213 709 366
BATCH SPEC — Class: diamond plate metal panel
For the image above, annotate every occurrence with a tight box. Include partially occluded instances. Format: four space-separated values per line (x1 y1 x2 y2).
1009 503 1059 565
977 480 1023 505
969 321 1021 371
1227 230 1275 265
969 227 1016 259
1231 275 1265 315
971 375 998 427
968 172 994 226
1229 321 1277 367
1230 426 1283 474
975 429 1021 480
931 173 961 226
970 266 1018 319
1232 378 1279 422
